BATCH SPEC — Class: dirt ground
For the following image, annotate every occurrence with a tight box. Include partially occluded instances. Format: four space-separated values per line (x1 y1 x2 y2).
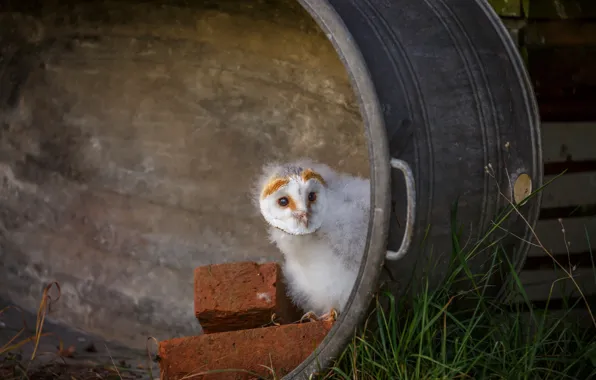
0 297 156 380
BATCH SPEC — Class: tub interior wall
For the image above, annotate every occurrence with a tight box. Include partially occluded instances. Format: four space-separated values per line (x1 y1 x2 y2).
0 0 369 347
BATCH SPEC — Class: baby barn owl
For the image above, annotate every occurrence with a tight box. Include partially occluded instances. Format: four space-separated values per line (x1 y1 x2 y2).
255 159 370 322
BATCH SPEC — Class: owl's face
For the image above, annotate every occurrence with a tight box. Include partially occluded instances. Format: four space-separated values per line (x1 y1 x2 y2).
259 168 328 235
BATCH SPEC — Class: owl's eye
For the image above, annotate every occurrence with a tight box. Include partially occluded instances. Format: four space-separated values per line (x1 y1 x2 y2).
277 197 289 207
308 192 317 202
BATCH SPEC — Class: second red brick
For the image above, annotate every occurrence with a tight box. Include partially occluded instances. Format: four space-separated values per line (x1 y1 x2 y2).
159 320 333 380
194 261 302 333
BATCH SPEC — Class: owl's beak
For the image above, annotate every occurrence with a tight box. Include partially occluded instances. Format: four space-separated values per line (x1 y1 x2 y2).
294 211 309 228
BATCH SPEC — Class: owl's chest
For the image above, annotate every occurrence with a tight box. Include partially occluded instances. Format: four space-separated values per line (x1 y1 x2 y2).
283 240 339 287
274 232 356 312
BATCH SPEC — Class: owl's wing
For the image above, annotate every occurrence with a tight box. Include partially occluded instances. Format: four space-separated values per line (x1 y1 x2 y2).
321 176 371 270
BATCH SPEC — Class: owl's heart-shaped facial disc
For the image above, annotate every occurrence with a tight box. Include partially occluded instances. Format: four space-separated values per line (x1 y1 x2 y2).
259 168 328 235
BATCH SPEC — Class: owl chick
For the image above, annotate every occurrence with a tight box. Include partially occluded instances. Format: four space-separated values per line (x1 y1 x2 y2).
254 159 370 322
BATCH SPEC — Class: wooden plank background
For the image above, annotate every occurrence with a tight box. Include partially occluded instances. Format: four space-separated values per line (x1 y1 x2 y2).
489 0 596 312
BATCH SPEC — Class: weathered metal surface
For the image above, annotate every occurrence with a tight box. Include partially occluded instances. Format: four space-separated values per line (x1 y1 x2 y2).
0 2 369 348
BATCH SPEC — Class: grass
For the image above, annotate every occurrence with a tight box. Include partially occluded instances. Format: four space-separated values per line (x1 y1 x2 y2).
326 243 596 379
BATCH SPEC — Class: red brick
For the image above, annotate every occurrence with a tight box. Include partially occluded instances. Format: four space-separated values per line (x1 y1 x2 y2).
194 262 301 333
158 320 333 380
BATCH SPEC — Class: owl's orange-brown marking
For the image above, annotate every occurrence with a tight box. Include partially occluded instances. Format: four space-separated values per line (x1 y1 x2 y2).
301 169 327 186
261 178 289 199
286 196 297 211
